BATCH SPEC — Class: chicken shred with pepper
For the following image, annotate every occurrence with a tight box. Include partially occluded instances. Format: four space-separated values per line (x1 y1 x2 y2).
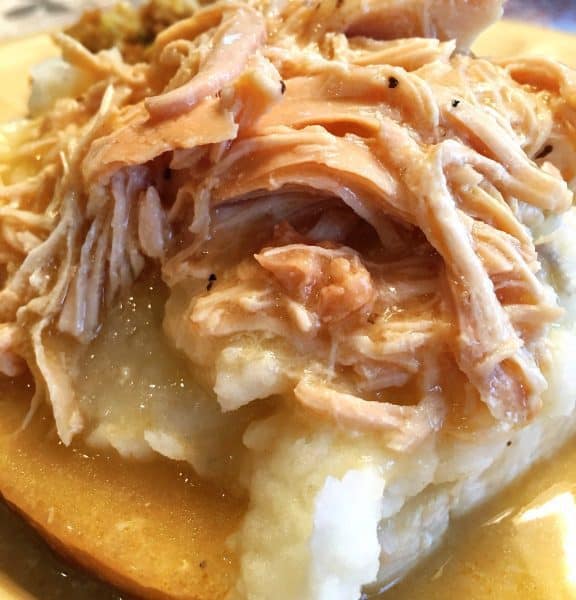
0 0 575 451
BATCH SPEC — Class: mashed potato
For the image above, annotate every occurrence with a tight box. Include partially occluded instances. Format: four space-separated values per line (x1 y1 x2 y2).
73 231 576 599
232 308 576 600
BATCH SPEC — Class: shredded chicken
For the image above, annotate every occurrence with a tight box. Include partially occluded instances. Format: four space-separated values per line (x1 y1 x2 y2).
146 4 267 119
1 0 575 447
255 238 376 324
294 380 443 452
263 0 503 49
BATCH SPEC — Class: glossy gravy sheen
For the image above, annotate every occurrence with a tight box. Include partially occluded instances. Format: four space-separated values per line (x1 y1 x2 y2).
383 439 576 599
0 19 576 600
0 373 244 600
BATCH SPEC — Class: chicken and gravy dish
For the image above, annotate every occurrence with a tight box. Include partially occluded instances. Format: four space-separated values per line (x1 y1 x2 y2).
2 0 576 598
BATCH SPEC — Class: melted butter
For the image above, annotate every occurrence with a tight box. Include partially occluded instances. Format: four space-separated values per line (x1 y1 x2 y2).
74 271 260 483
76 273 206 454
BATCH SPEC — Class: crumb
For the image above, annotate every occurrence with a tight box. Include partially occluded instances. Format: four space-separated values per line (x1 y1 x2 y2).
535 144 553 160
207 273 217 291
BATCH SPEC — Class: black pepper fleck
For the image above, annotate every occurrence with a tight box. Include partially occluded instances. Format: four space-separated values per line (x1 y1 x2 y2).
451 99 461 108
207 274 217 291
388 76 399 89
507 441 512 447
535 144 553 160
199 560 207 569
280 80 287 95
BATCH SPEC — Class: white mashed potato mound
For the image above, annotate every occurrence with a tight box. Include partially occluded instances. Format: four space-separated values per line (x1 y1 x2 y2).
214 344 289 411
229 320 576 600
230 415 389 600
310 468 384 600
28 57 94 116
76 218 576 600
76 235 576 600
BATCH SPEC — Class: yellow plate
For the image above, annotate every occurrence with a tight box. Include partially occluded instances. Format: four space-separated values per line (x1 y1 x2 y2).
0 35 58 122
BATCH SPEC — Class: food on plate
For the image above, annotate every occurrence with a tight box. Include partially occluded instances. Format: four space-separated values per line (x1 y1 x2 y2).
2 0 576 598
